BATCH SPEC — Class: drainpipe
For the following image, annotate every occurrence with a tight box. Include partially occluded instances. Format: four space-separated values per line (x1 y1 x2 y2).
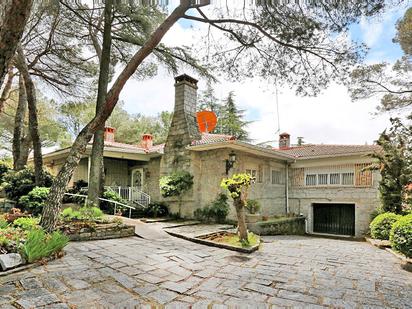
285 162 289 214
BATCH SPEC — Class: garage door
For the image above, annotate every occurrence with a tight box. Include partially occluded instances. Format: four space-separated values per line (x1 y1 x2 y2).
313 203 355 236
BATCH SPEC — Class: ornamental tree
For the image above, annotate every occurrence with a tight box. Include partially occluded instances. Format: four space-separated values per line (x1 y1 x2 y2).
221 173 253 242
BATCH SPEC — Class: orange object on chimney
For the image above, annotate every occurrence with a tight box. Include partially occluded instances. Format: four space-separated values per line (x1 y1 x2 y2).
141 134 153 149
104 127 116 142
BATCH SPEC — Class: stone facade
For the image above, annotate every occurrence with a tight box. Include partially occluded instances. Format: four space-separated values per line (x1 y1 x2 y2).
288 157 380 237
161 75 201 175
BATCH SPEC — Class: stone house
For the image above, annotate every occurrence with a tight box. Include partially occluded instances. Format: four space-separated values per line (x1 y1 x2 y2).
42 74 381 237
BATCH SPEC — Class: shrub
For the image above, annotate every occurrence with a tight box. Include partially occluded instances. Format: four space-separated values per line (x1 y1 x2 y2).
100 190 127 214
18 187 50 216
0 215 8 229
194 194 229 223
13 217 40 231
159 171 193 198
0 160 10 184
390 214 412 258
22 229 69 263
3 168 53 202
63 180 88 203
61 206 103 221
246 199 261 214
370 213 402 240
145 202 169 218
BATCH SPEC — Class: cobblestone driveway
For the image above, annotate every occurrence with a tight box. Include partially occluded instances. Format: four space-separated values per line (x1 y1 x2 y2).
1 235 411 308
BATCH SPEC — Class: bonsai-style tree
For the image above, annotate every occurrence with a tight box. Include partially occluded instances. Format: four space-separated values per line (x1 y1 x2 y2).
221 173 253 242
159 171 193 217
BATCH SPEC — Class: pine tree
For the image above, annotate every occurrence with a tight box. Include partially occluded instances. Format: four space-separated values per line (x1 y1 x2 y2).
220 91 249 141
372 118 412 214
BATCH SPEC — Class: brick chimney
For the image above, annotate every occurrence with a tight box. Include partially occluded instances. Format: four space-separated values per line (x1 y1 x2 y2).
279 132 290 149
104 127 115 142
141 133 153 149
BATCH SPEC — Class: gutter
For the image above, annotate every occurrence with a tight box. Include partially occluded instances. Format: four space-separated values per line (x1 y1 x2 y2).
285 162 289 214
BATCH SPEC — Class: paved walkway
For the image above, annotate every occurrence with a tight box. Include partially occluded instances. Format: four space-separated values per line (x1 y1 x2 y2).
0 233 411 308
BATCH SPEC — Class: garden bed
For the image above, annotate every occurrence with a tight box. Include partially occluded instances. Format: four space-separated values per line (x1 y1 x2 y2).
166 230 260 253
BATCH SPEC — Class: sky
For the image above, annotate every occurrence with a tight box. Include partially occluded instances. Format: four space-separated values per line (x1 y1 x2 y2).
117 3 408 146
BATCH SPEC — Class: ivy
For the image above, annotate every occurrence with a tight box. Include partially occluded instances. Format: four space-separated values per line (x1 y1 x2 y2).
159 171 194 198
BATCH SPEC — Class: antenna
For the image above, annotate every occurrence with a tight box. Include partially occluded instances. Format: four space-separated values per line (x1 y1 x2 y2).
275 84 280 134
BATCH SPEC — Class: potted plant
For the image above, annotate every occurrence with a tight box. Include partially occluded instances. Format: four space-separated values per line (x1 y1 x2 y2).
245 199 262 223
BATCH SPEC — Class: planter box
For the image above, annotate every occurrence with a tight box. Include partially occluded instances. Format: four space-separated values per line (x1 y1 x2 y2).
248 216 306 236
61 223 135 241
245 214 262 224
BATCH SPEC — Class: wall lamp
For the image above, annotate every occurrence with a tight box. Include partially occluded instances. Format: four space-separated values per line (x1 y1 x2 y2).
225 151 237 175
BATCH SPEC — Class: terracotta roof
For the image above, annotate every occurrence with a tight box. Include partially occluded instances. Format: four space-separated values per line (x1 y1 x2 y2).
275 144 382 159
191 133 235 146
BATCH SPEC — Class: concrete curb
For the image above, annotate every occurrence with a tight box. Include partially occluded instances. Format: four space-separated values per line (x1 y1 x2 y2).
165 230 260 254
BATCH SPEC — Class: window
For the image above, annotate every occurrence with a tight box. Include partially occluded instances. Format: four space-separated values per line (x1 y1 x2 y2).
318 174 328 185
272 170 281 184
306 174 317 186
330 173 340 185
246 169 257 179
342 172 354 185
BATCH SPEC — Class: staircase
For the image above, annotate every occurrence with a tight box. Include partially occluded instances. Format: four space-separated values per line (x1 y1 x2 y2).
105 186 151 208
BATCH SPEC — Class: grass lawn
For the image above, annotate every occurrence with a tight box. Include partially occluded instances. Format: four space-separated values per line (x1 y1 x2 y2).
213 232 260 248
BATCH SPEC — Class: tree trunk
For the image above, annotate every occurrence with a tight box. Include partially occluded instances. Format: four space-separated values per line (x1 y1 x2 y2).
0 0 32 86
88 0 113 207
17 136 32 169
16 44 43 185
40 2 192 232
0 68 14 112
234 196 248 242
13 74 28 170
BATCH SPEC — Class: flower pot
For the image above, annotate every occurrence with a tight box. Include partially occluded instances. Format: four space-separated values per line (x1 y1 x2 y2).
245 214 262 224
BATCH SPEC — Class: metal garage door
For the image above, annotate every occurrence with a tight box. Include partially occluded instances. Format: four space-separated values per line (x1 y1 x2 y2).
313 203 355 236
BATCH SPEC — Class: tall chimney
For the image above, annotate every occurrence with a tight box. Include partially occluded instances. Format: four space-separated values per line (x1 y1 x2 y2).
141 133 153 149
279 132 290 149
104 127 115 142
161 74 201 174
167 74 201 146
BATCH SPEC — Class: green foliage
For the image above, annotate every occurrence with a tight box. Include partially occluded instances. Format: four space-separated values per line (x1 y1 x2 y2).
221 173 253 199
3 168 53 202
370 213 402 240
13 217 40 231
22 229 69 263
63 180 88 204
371 118 412 214
390 214 412 258
194 194 229 223
246 199 261 214
100 190 127 214
61 207 103 221
160 171 194 198
0 160 10 184
18 187 50 216
145 202 169 218
0 215 8 229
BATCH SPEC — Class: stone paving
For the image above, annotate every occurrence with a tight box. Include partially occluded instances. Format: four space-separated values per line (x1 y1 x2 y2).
0 234 411 308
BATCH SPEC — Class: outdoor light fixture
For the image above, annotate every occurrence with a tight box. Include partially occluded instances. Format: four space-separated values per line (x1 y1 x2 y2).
225 151 237 175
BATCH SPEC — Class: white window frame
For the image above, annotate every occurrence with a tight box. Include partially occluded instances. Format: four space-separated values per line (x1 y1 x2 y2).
304 165 355 187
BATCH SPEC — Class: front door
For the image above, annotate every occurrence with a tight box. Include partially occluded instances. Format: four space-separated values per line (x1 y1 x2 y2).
313 203 355 236
131 168 144 189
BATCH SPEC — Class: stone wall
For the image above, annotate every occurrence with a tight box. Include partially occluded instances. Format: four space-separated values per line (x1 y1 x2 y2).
247 217 306 236
64 223 135 241
188 148 288 219
289 169 380 237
